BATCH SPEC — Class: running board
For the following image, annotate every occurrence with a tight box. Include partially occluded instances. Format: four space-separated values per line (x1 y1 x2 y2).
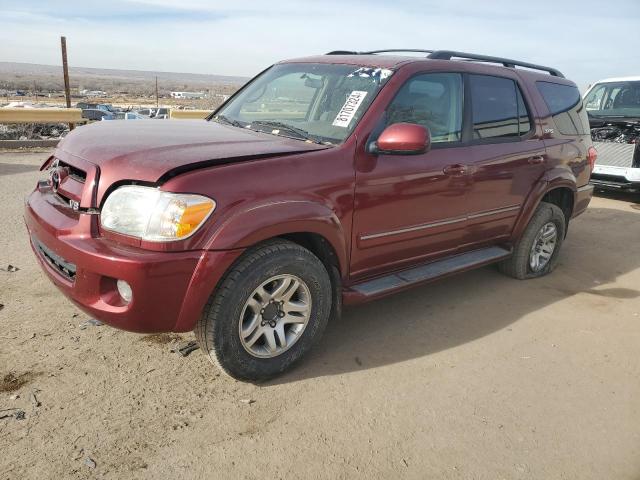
347 246 511 300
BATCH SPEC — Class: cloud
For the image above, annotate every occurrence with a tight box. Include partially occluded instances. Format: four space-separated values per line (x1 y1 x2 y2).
0 0 638 88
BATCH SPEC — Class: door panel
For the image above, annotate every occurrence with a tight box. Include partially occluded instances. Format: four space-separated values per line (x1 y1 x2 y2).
350 72 470 280
463 75 546 246
351 146 474 280
464 141 546 245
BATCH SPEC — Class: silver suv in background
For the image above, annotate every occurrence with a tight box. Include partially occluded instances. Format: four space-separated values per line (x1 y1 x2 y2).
585 77 640 192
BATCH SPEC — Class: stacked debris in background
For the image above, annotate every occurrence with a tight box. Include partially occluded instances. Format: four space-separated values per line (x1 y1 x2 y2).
0 123 69 141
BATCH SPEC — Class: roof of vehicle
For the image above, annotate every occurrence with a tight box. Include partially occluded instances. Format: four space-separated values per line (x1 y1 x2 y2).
280 49 565 79
592 76 640 84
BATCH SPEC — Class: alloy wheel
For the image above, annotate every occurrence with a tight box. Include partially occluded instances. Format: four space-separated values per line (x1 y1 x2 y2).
238 274 312 358
529 221 558 272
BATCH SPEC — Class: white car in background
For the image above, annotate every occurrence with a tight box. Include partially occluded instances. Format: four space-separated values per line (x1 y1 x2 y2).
101 112 147 121
585 76 640 192
136 107 170 119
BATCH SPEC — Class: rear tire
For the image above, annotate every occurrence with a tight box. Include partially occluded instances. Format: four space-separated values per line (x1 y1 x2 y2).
195 239 332 381
498 201 566 279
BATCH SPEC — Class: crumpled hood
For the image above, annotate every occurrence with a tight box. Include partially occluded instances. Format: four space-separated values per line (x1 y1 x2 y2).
55 119 328 186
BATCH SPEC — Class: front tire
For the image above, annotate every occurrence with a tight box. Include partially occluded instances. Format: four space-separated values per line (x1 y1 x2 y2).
498 202 566 279
196 240 332 381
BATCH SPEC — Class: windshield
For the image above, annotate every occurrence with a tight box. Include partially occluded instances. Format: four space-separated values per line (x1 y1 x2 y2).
584 81 640 117
212 63 394 144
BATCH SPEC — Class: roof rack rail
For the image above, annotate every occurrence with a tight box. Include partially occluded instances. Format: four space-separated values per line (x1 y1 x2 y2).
363 49 435 55
326 49 434 56
427 50 564 77
324 49 564 77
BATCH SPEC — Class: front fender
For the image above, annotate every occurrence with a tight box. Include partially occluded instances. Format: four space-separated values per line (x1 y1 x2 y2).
171 200 348 332
205 200 348 277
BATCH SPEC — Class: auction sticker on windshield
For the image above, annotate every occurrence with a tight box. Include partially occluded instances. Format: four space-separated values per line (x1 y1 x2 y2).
333 91 368 128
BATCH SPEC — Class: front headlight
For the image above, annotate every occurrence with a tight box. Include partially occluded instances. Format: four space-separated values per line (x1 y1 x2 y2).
100 185 215 241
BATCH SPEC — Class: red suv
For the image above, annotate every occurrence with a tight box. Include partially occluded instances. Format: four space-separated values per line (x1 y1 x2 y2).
25 50 595 380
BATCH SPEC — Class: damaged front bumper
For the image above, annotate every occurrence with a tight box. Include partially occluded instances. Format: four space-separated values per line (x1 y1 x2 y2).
24 186 244 333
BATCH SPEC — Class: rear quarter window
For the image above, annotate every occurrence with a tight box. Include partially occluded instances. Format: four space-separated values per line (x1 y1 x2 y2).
536 81 589 136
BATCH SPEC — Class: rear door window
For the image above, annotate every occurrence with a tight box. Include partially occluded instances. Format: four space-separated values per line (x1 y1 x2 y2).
536 81 589 136
469 75 532 139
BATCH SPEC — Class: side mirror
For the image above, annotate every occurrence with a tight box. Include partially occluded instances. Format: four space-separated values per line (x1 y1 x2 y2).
368 123 430 155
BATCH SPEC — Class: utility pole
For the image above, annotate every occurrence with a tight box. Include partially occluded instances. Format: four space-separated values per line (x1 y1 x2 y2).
60 36 74 130
155 76 159 108
34 80 38 102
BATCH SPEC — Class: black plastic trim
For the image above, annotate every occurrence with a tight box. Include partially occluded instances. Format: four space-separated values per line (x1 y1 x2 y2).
427 50 564 77
325 49 564 77
33 236 76 281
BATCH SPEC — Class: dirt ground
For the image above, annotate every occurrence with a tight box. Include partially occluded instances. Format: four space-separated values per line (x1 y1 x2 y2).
1 151 639 480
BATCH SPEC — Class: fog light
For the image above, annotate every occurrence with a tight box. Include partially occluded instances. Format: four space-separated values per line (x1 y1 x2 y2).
116 279 132 303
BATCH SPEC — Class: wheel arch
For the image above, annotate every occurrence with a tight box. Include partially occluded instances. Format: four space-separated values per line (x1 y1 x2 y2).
541 187 574 232
175 201 349 332
512 175 577 242
203 200 349 279
173 229 347 333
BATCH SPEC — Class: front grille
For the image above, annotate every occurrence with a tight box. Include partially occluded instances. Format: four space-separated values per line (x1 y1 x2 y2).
33 237 76 281
57 159 86 183
594 142 635 168
49 158 89 211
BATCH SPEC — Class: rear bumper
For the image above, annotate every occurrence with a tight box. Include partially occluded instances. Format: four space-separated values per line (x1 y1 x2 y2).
591 165 640 192
572 183 594 218
590 178 640 192
590 169 640 192
24 190 243 333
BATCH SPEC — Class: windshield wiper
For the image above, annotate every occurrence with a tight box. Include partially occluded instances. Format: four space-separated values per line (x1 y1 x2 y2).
249 120 323 144
213 114 245 128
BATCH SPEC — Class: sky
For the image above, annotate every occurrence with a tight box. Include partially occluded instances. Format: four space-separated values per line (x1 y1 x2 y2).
1 0 639 89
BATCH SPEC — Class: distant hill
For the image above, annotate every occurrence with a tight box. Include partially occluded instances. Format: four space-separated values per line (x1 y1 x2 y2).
0 62 248 93
0 62 247 84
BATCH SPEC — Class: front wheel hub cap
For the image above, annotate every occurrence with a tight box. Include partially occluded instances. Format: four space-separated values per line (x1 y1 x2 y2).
262 303 279 322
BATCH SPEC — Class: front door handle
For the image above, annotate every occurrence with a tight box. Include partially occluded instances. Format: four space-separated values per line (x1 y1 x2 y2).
528 155 545 165
443 164 469 176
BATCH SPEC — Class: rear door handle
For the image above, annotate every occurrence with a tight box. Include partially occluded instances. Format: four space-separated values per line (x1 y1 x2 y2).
443 164 469 176
528 155 545 165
